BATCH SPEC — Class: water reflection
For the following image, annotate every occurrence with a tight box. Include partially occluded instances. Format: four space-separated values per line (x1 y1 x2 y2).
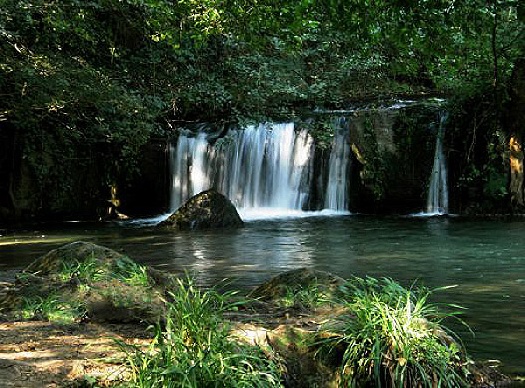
178 223 315 287
0 216 524 374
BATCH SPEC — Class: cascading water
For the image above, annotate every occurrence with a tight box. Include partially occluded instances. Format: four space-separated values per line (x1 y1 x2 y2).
214 123 314 211
169 122 350 218
325 119 351 210
426 113 449 215
170 132 211 211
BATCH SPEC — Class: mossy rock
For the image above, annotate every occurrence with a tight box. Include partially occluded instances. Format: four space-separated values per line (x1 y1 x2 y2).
22 241 127 278
249 268 345 303
231 323 341 388
1 241 171 324
158 189 244 230
84 280 165 323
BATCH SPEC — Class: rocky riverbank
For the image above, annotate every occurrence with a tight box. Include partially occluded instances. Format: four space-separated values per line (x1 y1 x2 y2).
0 241 519 387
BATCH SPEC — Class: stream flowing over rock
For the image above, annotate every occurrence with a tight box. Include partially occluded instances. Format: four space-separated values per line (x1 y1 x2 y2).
166 101 449 217
158 189 244 230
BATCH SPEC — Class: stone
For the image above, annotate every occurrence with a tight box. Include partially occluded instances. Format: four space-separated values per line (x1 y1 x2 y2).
507 58 525 210
249 267 345 302
3 241 168 324
158 189 244 230
22 241 126 276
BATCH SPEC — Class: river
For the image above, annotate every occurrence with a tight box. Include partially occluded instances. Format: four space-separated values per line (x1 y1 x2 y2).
1 213 524 374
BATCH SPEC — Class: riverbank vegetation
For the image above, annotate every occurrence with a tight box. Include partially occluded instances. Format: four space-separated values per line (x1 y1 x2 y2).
1 1 524 221
0 241 514 387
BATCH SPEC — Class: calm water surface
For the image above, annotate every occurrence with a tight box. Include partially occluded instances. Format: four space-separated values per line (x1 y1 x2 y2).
1 215 524 374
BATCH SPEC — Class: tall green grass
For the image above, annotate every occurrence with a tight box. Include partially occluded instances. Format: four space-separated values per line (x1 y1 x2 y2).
118 276 283 387
15 255 152 324
324 277 470 388
280 282 328 309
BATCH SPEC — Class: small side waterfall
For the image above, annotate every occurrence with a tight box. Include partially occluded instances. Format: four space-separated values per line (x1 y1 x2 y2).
426 113 449 215
170 123 332 215
325 119 351 210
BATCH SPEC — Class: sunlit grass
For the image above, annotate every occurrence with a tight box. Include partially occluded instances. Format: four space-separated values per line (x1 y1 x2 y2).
279 282 329 309
19 293 86 323
322 277 470 387
14 255 153 324
55 254 151 287
118 275 283 387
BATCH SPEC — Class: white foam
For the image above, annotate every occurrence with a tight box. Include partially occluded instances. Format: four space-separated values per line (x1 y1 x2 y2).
124 214 172 226
238 208 351 222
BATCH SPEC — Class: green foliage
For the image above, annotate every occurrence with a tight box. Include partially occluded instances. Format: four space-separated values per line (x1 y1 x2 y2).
113 258 152 287
297 118 335 150
279 282 327 309
19 293 86 323
119 276 283 387
360 115 388 200
447 90 510 213
58 255 151 287
59 254 107 283
323 277 469 387
15 255 153 323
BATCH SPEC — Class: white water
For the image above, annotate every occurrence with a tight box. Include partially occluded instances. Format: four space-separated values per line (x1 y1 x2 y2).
169 122 350 219
325 120 351 210
238 208 350 221
170 133 211 210
426 113 448 215
217 123 314 210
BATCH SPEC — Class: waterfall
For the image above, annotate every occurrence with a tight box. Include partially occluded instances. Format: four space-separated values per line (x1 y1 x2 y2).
426 113 448 215
325 119 351 211
170 123 328 214
215 123 314 210
170 132 211 210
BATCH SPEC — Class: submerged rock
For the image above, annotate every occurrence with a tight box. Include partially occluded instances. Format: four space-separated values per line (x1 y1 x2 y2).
158 189 244 230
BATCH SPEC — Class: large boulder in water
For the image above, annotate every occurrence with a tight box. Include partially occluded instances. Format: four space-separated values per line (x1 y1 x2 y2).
159 189 244 230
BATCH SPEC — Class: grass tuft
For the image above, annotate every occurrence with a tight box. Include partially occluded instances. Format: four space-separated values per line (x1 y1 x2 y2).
19 293 86 323
118 275 283 387
323 277 470 387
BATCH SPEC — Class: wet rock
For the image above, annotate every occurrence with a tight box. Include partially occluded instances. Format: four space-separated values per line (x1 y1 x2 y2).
468 360 514 388
158 189 244 230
